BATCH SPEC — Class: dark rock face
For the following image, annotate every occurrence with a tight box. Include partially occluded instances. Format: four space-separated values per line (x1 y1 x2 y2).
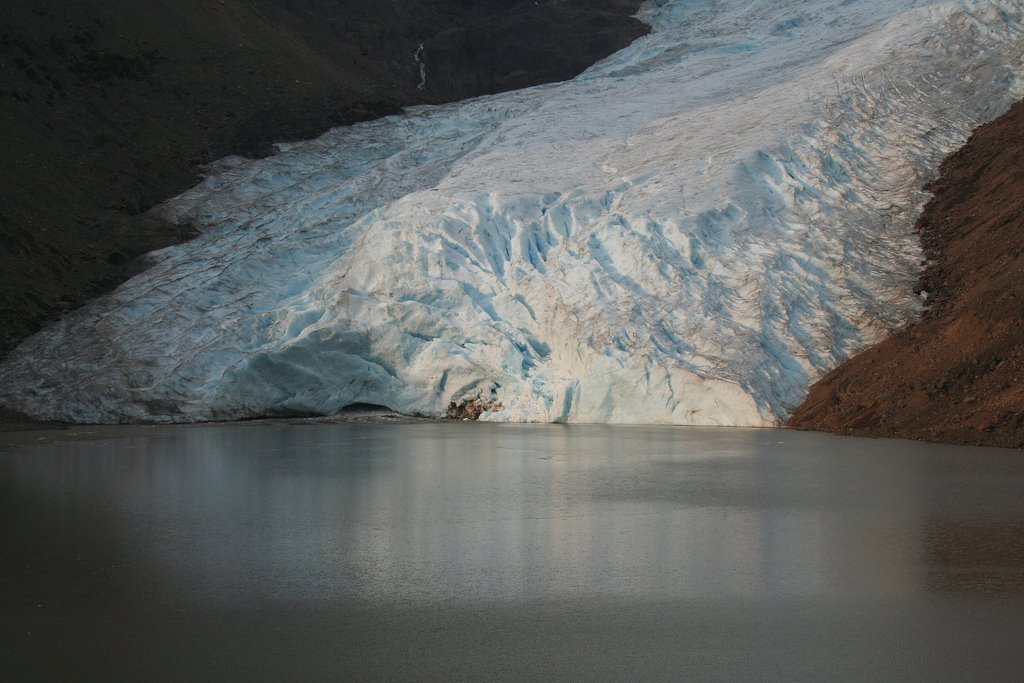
788 100 1024 448
0 0 646 359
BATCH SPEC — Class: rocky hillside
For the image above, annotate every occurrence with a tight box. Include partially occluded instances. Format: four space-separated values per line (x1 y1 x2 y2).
789 100 1024 448
0 0 645 359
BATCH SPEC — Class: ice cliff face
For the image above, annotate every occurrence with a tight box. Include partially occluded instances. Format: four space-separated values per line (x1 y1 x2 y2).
2 0 1023 424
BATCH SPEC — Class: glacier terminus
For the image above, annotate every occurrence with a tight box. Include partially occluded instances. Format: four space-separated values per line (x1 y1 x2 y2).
2 0 1023 424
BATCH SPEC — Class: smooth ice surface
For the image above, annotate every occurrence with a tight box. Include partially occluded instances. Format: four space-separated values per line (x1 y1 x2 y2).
2 0 1023 423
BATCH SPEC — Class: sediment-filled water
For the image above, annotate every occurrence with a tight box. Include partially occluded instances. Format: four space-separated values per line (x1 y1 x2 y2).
2 423 1023 679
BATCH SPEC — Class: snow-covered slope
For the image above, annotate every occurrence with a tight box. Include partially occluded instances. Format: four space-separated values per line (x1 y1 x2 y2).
2 0 1023 424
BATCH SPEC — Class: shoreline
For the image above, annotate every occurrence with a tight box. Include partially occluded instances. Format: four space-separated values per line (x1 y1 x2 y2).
5 411 1022 452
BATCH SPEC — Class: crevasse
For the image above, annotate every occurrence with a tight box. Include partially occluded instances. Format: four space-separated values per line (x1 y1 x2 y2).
2 0 1023 424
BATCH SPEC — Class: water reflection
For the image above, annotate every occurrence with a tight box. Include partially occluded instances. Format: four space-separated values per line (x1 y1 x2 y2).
922 518 1024 596
3 424 1024 609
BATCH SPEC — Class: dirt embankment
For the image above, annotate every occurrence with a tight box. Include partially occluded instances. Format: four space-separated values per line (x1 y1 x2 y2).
788 100 1024 448
0 0 646 361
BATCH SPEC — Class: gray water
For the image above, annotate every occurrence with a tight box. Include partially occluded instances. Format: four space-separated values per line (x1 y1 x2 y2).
2 423 1024 680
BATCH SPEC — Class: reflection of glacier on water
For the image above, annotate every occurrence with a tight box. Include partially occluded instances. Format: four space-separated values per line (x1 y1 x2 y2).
2 0 1023 424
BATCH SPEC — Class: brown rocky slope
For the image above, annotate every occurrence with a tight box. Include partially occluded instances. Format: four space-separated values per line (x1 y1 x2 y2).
0 0 645 361
788 100 1024 448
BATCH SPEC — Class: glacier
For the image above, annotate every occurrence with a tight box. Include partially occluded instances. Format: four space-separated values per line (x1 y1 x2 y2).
2 0 1023 424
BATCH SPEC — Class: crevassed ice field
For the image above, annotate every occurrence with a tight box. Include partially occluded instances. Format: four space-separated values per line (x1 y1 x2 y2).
2 0 1022 424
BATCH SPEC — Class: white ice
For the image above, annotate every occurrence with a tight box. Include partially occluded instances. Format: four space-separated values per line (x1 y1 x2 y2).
2 0 1023 424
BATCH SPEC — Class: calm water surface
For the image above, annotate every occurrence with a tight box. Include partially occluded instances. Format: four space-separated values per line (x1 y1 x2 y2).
2 423 1024 679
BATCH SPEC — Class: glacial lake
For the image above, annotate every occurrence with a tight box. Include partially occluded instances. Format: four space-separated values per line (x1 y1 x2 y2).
2 422 1024 680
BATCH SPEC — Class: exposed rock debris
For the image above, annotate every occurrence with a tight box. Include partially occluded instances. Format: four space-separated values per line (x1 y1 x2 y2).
447 399 503 421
